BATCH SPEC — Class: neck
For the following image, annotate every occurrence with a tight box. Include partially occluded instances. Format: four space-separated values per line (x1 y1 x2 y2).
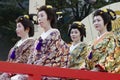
44 24 52 32
21 34 29 40
72 40 81 46
99 29 107 36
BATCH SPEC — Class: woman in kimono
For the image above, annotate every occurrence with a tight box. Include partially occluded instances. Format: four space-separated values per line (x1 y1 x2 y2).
86 8 120 73
68 21 88 69
31 5 69 67
112 12 120 73
19 5 69 80
0 15 35 80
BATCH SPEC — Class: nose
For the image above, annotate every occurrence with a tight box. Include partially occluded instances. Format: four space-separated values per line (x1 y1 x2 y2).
16 27 18 31
93 21 98 26
71 33 76 36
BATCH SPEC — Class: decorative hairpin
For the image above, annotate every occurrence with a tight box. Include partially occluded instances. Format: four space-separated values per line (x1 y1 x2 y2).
56 11 63 15
100 12 103 14
73 21 82 26
99 8 108 14
73 21 82 28
110 12 114 17
101 8 108 13
20 17 23 20
24 15 29 19
46 5 53 8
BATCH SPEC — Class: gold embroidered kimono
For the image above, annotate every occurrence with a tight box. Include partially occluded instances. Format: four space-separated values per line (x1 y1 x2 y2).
9 29 70 80
28 29 70 68
0 38 35 80
68 42 88 69
112 27 120 73
7 38 35 63
86 32 118 73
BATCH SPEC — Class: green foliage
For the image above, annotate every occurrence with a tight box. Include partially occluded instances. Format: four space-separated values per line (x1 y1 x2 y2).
0 0 28 43
0 0 28 60
93 0 119 9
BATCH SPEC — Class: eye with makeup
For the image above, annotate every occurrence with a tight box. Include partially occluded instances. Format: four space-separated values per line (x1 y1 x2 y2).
93 18 101 23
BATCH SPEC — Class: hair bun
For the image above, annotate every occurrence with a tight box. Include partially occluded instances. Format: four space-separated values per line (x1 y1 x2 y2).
108 9 116 20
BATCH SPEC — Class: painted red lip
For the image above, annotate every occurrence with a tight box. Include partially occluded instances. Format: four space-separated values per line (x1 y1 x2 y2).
95 26 99 28
38 22 43 25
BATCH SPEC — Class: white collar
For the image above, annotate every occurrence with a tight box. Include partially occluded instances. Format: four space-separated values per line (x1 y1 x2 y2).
40 28 55 40
69 42 81 53
16 37 33 47
97 32 107 40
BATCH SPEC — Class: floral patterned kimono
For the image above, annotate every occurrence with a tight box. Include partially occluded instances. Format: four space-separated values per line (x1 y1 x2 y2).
68 42 88 69
9 29 69 80
112 27 120 73
0 38 35 80
28 28 70 67
8 38 35 63
86 32 118 72
17 28 69 80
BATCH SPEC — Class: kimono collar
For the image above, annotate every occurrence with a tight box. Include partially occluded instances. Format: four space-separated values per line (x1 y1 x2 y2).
16 37 33 47
97 32 107 40
69 42 81 53
40 28 54 40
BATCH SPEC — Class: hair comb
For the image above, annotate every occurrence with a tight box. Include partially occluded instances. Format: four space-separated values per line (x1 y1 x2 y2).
46 5 53 9
24 15 29 19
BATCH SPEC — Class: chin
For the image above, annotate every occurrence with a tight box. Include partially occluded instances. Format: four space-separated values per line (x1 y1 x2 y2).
96 28 100 31
72 40 77 42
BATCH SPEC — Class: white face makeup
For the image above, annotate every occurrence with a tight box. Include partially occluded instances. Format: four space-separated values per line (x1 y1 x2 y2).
16 22 28 38
37 11 50 29
70 29 81 43
93 15 106 33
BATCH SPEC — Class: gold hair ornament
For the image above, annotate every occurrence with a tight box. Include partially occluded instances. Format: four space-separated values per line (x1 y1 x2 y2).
110 12 114 17
46 5 53 8
73 21 82 28
101 8 108 13
56 12 63 15
20 18 23 20
24 15 29 19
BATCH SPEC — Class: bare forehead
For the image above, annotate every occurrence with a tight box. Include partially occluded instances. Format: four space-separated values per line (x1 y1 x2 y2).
16 22 24 28
38 10 46 15
94 15 103 20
